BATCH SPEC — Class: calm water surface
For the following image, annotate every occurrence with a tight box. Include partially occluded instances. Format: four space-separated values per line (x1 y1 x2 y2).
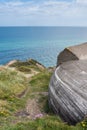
0 27 87 67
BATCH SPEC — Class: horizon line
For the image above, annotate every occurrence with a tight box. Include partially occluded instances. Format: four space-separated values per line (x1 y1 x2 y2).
0 25 87 27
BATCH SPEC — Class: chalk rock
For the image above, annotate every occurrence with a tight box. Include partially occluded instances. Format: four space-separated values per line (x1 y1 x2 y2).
49 60 87 125
57 42 87 66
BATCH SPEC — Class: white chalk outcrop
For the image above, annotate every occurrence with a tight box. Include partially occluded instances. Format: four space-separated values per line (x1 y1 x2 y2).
49 43 87 125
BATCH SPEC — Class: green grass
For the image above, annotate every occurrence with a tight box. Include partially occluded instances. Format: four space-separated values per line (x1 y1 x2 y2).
29 71 52 92
0 116 83 130
38 96 52 114
0 69 27 97
9 59 45 73
0 68 28 118
16 66 32 73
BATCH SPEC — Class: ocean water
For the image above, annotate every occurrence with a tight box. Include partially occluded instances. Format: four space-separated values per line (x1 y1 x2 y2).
0 26 87 67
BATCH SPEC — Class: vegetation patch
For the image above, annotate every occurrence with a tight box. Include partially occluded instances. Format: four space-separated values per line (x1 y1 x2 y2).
0 68 28 118
9 59 45 73
0 116 82 130
0 69 27 97
29 71 52 92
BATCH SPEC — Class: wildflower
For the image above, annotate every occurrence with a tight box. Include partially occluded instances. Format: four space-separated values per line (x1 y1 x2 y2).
34 114 43 119
82 123 86 127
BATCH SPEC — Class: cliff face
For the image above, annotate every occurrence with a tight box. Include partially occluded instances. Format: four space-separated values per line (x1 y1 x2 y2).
49 43 87 125
57 42 87 66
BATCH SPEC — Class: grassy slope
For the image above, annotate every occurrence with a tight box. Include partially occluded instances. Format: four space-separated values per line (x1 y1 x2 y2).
0 60 83 130
0 68 28 116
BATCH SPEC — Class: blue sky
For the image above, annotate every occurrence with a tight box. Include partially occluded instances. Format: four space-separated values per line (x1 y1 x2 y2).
0 0 87 26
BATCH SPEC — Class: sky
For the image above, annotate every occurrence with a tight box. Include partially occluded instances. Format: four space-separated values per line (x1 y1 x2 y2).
0 0 87 26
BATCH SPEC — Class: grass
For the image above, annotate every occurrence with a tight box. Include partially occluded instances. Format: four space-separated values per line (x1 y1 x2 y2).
0 116 83 130
29 71 52 92
0 69 27 97
0 68 28 119
9 59 45 73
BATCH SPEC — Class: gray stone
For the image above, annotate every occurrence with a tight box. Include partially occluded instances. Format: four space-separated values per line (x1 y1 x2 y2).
49 60 87 124
57 42 87 66
49 42 87 125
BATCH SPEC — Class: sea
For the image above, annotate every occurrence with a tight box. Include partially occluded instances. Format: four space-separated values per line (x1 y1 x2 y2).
0 26 87 67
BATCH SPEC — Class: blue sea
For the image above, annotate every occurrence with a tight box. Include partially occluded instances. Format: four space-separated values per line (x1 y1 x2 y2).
0 26 87 67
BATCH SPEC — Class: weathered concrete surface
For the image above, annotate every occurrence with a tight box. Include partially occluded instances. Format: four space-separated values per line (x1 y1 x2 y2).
49 60 87 125
57 42 87 66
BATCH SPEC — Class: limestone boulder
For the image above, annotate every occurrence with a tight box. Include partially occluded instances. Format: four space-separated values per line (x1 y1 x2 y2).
49 43 87 125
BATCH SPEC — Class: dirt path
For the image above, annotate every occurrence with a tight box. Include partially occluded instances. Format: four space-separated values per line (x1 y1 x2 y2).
25 92 48 119
3 65 48 120
26 98 42 119
15 92 48 120
23 70 39 79
15 98 43 119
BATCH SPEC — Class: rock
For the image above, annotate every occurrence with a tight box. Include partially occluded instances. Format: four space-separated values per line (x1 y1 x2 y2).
49 60 87 125
57 42 87 66
6 60 18 67
49 42 87 125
